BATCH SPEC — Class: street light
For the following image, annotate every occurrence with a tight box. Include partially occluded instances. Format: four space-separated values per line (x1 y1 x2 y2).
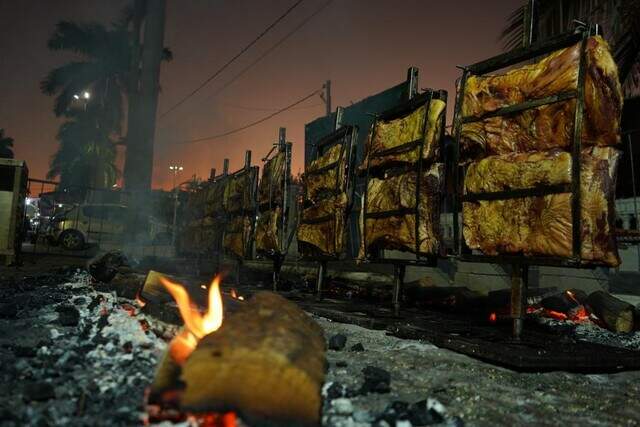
73 91 91 110
169 165 184 248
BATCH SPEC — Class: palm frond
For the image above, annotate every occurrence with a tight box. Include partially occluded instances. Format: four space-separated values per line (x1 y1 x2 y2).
47 21 111 57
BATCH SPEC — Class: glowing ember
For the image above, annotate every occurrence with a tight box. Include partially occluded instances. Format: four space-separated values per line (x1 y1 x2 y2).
161 275 224 364
121 303 137 317
230 289 245 301
135 292 147 308
489 312 497 323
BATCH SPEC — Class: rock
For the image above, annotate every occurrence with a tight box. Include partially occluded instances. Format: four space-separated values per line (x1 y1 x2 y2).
408 400 444 426
329 334 347 351
335 360 348 368
23 382 55 401
56 305 79 327
331 398 354 415
361 365 391 394
325 382 348 400
350 343 365 352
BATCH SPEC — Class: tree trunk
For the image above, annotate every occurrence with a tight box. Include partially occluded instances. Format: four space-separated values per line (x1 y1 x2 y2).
124 0 165 192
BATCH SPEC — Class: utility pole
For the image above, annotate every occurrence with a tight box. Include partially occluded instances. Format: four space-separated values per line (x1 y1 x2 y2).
322 80 332 117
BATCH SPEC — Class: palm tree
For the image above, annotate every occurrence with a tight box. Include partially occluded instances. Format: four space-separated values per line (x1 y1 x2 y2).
41 9 172 191
0 129 14 159
501 0 640 97
47 106 118 189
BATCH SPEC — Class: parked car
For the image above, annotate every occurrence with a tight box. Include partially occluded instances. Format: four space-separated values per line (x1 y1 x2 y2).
47 203 172 250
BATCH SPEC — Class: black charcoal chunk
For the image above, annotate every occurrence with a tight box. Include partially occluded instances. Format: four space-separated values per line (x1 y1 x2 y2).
350 343 365 352
328 333 347 351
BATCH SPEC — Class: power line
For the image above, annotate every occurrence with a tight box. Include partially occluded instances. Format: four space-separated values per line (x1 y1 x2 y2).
201 0 334 104
220 102 323 111
160 0 334 128
160 0 306 119
180 89 321 144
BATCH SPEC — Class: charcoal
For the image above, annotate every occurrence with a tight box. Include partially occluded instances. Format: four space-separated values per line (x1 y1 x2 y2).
87 250 129 283
335 360 348 368
324 382 358 400
56 305 79 327
408 400 444 425
23 382 55 401
0 303 17 319
361 365 391 394
13 345 37 358
377 400 410 423
350 343 365 352
328 334 347 350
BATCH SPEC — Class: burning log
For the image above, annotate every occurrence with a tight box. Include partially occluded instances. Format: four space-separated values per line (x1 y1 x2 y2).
150 278 326 427
586 291 635 333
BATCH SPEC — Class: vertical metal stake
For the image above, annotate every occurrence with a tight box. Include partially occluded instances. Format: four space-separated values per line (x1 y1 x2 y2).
392 264 406 316
510 264 528 339
316 260 327 301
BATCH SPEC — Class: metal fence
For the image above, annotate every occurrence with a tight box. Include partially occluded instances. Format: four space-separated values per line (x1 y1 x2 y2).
23 179 176 260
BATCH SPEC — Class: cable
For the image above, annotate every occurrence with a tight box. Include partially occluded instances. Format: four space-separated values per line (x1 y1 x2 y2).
180 89 321 144
201 0 334 104
160 0 306 118
160 0 334 128
221 102 323 111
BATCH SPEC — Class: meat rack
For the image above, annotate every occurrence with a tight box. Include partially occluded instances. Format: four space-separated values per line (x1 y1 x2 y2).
298 108 358 300
220 151 259 284
256 128 293 290
360 89 448 314
450 25 602 339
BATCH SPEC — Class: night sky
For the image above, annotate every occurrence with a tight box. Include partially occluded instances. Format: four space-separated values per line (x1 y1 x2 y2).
0 0 516 189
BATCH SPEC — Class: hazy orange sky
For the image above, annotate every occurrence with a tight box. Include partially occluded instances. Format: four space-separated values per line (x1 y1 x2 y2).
1 0 516 190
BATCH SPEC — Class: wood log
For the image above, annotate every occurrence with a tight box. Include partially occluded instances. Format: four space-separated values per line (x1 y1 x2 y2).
586 291 635 333
152 291 326 427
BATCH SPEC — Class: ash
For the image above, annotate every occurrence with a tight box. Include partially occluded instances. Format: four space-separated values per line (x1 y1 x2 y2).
535 317 640 351
318 317 640 427
2 271 640 427
0 270 170 426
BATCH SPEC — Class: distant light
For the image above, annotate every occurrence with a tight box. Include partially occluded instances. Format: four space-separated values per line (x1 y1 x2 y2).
82 91 91 100
169 165 184 172
57 204 63 208
73 94 80 100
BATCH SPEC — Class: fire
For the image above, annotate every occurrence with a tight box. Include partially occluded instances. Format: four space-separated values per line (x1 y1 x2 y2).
489 312 497 323
161 275 224 364
135 291 147 308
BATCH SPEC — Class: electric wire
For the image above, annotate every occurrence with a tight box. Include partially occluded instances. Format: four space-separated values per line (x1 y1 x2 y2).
160 0 334 128
159 0 305 118
180 88 321 144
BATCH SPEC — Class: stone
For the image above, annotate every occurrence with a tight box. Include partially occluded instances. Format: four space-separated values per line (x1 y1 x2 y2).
329 334 348 351
350 343 365 352
353 410 375 423
336 360 348 368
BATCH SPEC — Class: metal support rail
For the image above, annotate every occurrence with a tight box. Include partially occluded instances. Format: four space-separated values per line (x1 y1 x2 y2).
360 89 448 314
450 26 599 339
297 116 357 300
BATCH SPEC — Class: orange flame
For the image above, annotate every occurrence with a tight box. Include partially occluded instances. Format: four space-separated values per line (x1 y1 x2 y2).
489 312 497 323
161 275 224 364
135 291 147 308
